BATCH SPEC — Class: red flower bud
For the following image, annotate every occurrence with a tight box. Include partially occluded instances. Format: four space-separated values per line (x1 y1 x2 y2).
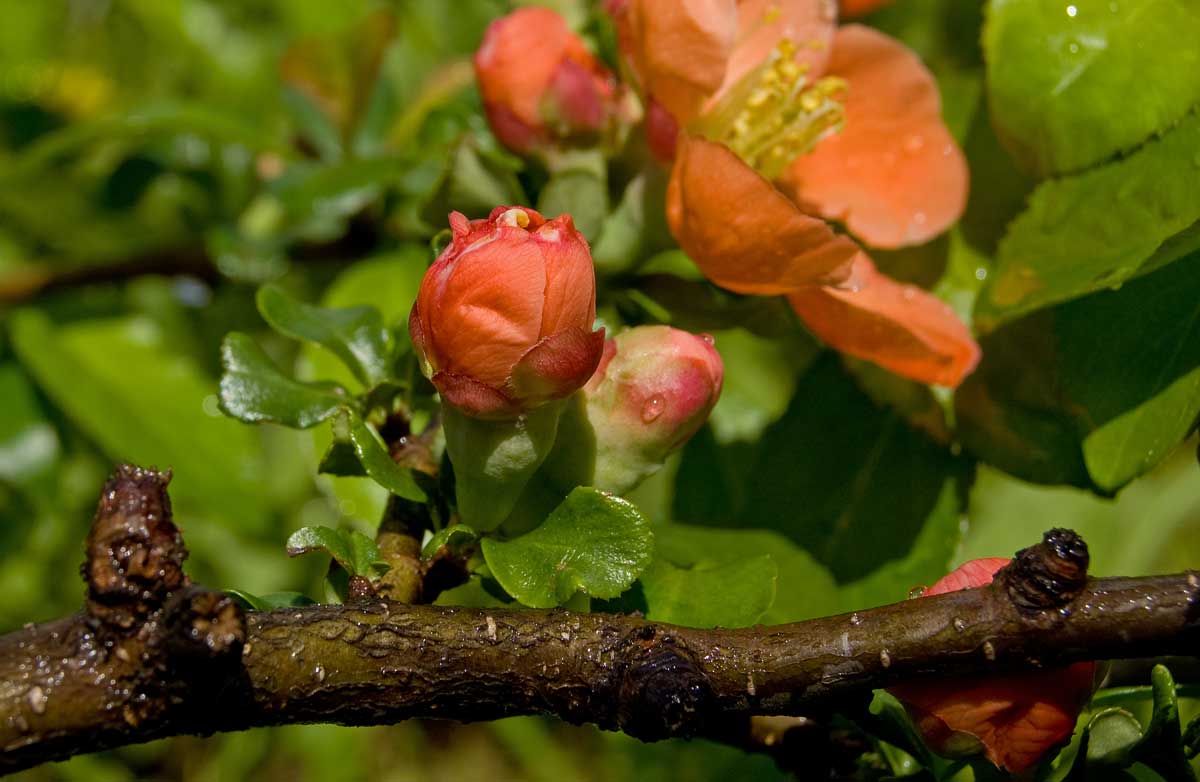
889 558 1096 774
475 7 620 154
410 207 605 419
585 325 724 466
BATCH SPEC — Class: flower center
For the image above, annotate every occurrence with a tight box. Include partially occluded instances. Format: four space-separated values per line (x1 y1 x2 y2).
696 40 845 180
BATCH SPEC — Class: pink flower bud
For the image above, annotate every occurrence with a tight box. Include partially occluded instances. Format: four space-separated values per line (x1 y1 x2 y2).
410 206 605 419
586 326 724 466
889 558 1096 774
474 7 620 154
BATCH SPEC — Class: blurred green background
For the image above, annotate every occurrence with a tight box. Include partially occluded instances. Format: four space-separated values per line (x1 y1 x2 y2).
0 1 1196 779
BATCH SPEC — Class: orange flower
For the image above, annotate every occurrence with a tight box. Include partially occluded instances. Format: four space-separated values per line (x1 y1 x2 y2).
611 0 978 387
839 0 894 18
475 7 620 154
409 206 605 419
889 559 1096 774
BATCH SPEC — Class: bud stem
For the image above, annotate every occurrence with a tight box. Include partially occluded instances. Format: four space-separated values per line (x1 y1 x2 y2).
443 401 566 532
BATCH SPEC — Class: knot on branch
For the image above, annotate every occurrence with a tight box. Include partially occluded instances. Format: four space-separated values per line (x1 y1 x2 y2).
999 528 1089 612
615 626 713 742
83 464 189 630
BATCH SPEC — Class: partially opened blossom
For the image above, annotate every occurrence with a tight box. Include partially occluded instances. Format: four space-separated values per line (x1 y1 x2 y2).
889 559 1096 774
475 7 621 154
611 0 978 387
410 206 605 419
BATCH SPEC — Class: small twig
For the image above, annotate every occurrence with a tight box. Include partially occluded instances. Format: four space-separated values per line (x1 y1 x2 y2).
0 465 1197 775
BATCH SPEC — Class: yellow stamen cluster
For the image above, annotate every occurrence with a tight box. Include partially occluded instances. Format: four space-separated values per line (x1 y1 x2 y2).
698 40 846 181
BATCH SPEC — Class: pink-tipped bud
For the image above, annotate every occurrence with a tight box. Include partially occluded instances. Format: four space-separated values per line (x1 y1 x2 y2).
888 559 1096 774
584 326 723 486
474 7 620 154
410 206 605 419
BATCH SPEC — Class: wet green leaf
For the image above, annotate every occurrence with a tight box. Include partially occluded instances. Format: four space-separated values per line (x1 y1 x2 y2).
338 410 427 503
422 524 478 559
218 333 347 428
256 284 392 388
482 488 653 608
286 525 388 578
985 0 1200 176
977 112 1200 328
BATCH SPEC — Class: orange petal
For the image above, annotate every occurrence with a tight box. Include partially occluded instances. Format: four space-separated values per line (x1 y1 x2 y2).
715 0 836 100
619 0 737 125
667 135 858 294
839 0 893 17
788 254 980 386
781 25 968 249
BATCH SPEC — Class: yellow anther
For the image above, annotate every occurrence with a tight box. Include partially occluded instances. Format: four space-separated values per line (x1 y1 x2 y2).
498 208 530 228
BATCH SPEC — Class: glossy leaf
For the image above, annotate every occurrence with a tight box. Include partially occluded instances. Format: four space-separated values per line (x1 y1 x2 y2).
960 254 1200 491
985 0 1200 176
286 525 389 578
256 284 392 388
341 410 427 503
422 525 478 559
226 590 317 611
481 488 653 608
218 333 347 428
977 112 1200 328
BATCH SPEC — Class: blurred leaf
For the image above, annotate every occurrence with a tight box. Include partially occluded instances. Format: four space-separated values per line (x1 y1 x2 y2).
0 363 59 487
976 112 1200 328
226 589 316 611
984 0 1200 176
9 309 270 529
960 254 1200 491
218 333 347 428
420 135 527 228
482 487 653 608
592 169 671 275
287 525 388 578
537 167 607 241
1084 708 1143 767
257 284 392 388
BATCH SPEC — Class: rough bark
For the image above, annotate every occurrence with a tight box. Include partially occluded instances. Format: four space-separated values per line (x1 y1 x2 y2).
0 465 1197 775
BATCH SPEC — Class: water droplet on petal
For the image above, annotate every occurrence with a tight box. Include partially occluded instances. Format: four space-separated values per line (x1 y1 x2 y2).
699 333 715 345
641 395 666 423
903 134 925 154
901 285 918 300
912 211 928 226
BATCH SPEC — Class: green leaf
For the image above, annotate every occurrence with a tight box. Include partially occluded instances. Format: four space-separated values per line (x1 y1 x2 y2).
537 167 607 242
960 254 1200 491
340 410 427 503
984 0 1200 177
591 169 671 275
218 333 347 428
286 525 388 578
1085 708 1143 766
977 112 1200 328
226 590 316 611
9 309 270 531
1134 665 1196 780
625 556 777 629
420 135 527 229
648 524 839 624
676 356 968 602
1064 257 1200 491
707 328 819 444
256 284 392 388
0 363 59 487
481 488 653 608
422 524 478 559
